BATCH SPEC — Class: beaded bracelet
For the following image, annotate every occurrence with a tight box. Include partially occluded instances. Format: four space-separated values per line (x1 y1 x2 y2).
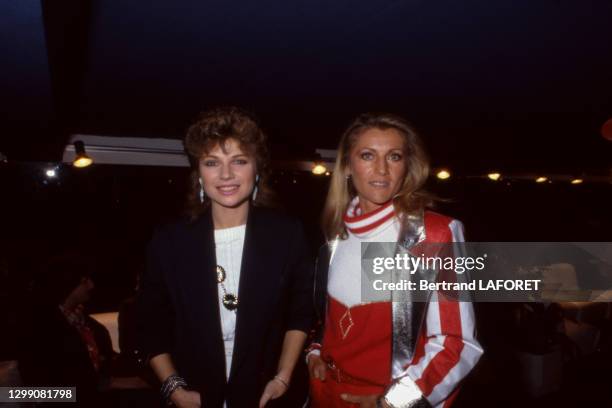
161 374 188 406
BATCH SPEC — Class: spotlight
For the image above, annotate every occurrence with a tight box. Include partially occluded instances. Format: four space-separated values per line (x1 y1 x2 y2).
45 169 57 178
487 172 501 181
570 178 583 184
535 177 548 183
73 141 93 168
312 163 327 175
436 169 451 180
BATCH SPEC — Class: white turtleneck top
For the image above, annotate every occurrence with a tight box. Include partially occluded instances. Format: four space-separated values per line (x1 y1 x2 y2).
327 216 399 307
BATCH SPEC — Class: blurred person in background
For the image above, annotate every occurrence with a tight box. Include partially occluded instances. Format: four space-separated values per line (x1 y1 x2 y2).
18 253 114 407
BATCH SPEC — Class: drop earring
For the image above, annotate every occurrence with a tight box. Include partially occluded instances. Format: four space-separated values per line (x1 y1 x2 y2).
198 178 205 203
252 175 260 200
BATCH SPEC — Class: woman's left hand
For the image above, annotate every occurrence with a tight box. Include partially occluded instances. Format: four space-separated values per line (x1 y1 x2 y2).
258 377 288 408
340 393 389 407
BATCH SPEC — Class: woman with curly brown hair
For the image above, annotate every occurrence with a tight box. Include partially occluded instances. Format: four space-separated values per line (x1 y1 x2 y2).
135 107 313 408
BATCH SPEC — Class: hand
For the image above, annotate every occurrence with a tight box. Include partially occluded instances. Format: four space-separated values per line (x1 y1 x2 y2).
258 377 288 408
340 393 388 408
307 354 327 381
170 387 201 408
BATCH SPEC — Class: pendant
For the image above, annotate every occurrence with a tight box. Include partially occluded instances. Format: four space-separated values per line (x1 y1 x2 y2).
216 265 226 283
222 293 239 310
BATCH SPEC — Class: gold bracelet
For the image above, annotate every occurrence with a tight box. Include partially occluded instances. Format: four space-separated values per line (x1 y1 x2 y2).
273 375 289 388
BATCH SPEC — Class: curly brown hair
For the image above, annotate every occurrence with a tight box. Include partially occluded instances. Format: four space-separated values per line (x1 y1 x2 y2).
184 107 275 220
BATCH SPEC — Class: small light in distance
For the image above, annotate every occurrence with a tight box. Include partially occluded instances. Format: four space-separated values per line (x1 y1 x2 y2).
436 169 451 180
312 163 327 175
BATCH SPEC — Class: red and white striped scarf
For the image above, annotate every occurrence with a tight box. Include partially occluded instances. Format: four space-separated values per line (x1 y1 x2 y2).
343 196 396 237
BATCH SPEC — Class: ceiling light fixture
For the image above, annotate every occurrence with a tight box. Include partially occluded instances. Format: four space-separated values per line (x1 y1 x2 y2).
73 141 93 168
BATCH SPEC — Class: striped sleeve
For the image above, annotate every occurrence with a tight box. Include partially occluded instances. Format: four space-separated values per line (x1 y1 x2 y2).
392 219 484 408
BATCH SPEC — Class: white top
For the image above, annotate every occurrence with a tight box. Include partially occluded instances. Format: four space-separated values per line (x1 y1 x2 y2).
307 215 399 363
328 216 399 307
214 224 246 380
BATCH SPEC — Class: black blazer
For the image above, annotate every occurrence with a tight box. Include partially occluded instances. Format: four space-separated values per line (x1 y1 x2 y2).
135 205 314 407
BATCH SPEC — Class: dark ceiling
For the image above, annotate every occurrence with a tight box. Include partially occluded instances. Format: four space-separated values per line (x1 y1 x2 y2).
2 0 612 174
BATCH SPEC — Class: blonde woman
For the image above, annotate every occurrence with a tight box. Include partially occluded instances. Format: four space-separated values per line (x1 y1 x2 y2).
307 113 483 408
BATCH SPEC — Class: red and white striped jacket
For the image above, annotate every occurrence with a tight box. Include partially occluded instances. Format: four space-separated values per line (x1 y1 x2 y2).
311 209 483 408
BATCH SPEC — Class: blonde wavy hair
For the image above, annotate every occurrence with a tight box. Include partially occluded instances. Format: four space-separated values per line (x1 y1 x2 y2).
322 113 434 239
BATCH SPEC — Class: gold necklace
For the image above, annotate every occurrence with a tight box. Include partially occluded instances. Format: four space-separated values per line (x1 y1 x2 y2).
216 265 238 311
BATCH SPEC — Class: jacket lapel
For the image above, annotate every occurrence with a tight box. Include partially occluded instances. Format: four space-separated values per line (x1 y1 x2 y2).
391 211 427 378
228 206 277 381
182 211 226 382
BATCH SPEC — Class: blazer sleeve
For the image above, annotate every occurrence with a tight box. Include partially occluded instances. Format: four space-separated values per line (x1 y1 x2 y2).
284 219 315 334
134 229 176 361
